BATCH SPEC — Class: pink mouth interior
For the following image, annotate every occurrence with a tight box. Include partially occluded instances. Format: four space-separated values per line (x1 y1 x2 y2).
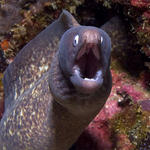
75 44 101 79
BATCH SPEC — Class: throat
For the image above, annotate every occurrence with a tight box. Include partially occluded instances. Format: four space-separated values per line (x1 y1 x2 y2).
75 47 101 79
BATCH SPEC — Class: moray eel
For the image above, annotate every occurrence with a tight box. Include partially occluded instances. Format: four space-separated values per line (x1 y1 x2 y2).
0 10 112 150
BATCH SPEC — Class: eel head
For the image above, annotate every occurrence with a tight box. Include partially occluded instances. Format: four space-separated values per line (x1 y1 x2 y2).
59 26 111 94
49 25 111 115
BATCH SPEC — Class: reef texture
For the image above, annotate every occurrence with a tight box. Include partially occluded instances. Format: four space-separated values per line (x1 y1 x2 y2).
0 0 150 150
96 0 150 58
0 0 84 64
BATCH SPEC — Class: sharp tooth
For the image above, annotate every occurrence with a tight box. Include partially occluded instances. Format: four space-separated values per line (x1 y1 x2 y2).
96 70 102 76
91 79 95 81
76 44 86 60
101 36 103 43
84 78 95 81
73 65 81 76
92 47 100 60
84 78 90 81
95 70 102 80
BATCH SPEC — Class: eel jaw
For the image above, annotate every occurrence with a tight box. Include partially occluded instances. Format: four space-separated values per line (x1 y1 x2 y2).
70 42 103 94
70 67 103 94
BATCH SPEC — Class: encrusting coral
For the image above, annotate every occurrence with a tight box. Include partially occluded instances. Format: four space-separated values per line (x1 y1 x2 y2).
0 0 150 149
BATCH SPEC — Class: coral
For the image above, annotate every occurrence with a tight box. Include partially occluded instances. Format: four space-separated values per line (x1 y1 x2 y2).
0 0 150 149
110 103 150 147
0 48 7 72
0 0 85 69
131 0 150 8
140 71 150 89
95 0 150 58
138 132 150 149
0 39 9 51
0 73 4 119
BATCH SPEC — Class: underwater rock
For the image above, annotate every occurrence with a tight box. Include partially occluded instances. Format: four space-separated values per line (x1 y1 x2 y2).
0 1 150 149
0 0 84 34
96 0 150 58
0 0 84 63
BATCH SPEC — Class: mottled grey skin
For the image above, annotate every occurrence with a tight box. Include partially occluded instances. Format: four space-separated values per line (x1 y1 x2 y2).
0 10 112 150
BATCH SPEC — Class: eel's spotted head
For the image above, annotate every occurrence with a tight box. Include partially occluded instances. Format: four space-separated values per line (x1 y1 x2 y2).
58 26 111 94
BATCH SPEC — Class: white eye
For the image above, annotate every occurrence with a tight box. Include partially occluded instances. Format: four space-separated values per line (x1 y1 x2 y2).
73 34 79 46
101 36 103 43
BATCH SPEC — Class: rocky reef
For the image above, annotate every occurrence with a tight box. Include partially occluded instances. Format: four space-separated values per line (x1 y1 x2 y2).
0 0 150 149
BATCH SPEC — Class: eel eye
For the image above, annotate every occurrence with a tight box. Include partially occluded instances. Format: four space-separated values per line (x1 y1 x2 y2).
101 36 103 43
73 34 79 46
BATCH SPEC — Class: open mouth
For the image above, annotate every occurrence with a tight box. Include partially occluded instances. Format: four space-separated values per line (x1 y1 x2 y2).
70 43 103 93
75 43 101 80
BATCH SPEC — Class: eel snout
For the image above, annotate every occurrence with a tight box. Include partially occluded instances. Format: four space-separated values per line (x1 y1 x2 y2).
71 29 104 94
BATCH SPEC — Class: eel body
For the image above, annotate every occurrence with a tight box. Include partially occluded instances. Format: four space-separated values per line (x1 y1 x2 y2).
0 10 112 150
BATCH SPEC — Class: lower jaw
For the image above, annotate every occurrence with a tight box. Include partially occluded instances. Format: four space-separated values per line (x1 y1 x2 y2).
70 69 103 94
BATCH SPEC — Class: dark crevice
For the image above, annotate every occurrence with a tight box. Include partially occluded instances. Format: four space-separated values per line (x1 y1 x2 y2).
77 0 116 27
